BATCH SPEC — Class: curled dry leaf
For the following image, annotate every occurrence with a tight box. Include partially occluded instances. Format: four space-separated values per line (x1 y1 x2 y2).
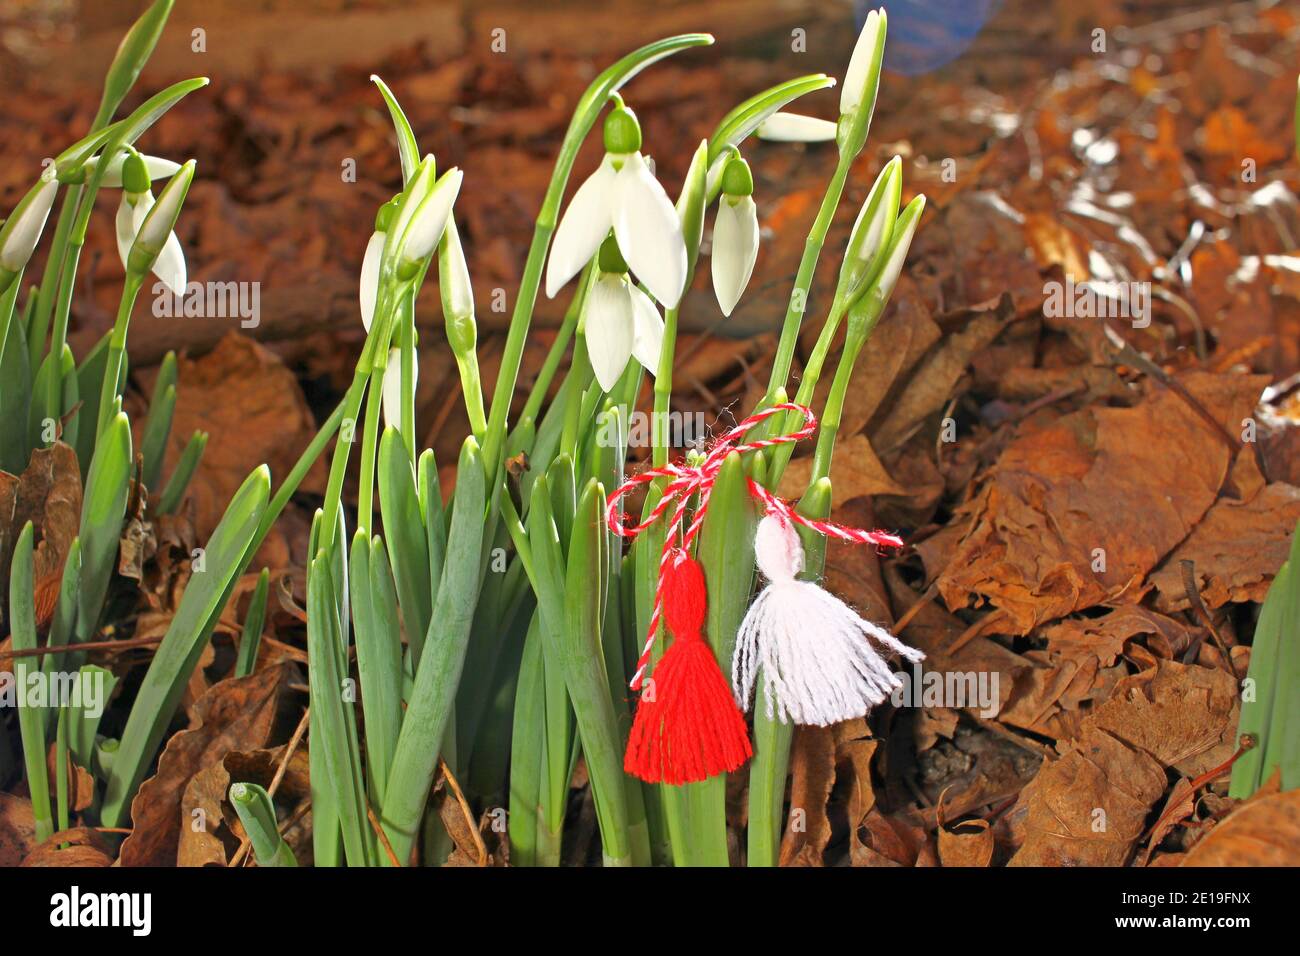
118 662 299 866
180 744 311 867
1140 777 1195 866
0 793 36 867
1180 787 1300 867
1008 724 1167 866
0 440 82 589
21 828 115 867
1150 481 1300 612
869 293 1019 456
45 744 95 813
938 817 994 868
779 725 840 867
157 333 326 540
1088 659 1238 778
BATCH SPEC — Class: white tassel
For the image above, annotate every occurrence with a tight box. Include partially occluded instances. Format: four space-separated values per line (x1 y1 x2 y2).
734 514 924 726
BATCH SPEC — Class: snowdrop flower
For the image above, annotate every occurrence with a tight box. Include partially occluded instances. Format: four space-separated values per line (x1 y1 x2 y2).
711 156 759 317
755 112 839 143
80 151 180 188
0 177 58 291
546 98 687 309
583 235 665 391
867 195 925 306
842 8 885 118
438 215 476 355
116 151 191 295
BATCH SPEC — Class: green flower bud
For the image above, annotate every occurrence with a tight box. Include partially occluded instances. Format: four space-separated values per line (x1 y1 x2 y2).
719 156 754 197
121 148 151 194
440 217 476 357
603 101 642 154
375 197 399 234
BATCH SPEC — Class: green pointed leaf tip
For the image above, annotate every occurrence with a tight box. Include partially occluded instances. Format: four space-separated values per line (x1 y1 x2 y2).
708 74 835 162
98 0 176 123
57 77 209 179
371 74 421 184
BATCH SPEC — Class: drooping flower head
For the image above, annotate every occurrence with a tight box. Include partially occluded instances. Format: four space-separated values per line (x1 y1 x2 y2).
582 234 665 392
546 97 687 309
115 148 190 296
711 155 759 317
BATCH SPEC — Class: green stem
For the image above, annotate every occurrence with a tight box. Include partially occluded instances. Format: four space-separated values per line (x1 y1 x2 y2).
519 262 589 428
482 219 554 477
651 308 679 469
95 272 144 443
760 150 854 407
357 352 386 536
399 289 417 458
28 186 81 369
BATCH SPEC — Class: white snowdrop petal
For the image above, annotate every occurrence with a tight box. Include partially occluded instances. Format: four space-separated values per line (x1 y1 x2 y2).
841 9 881 116
153 230 187 298
628 284 666 373
755 113 839 143
114 195 138 273
94 153 182 188
613 154 687 309
546 160 617 298
711 195 759 317
359 230 385 332
584 276 636 392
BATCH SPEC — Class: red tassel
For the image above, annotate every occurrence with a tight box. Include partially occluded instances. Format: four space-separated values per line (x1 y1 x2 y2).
624 550 753 784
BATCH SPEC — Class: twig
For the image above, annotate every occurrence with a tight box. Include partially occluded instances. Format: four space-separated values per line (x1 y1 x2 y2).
1139 740 1254 849
439 757 488 866
893 581 939 635
0 633 163 667
367 803 402 867
970 713 1056 762
1179 559 1239 680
